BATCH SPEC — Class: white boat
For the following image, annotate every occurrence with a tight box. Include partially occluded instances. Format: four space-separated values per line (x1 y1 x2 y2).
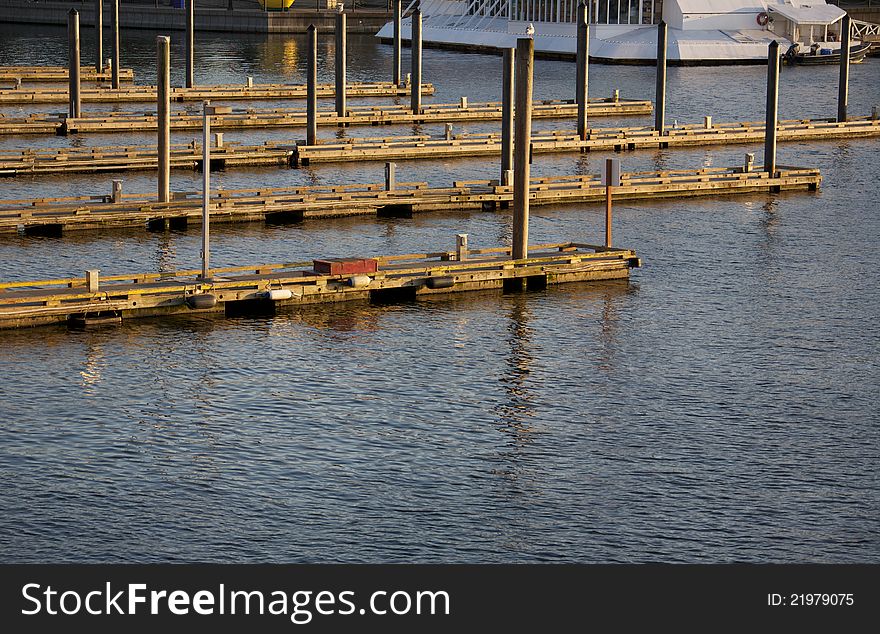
376 0 871 65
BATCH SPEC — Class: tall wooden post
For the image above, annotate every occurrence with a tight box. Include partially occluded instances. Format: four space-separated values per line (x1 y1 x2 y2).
764 40 779 177
411 5 422 115
838 15 851 123
654 20 667 135
202 101 212 281
576 1 590 141
111 0 120 89
68 10 81 120
186 0 195 88
306 24 317 146
501 47 515 184
512 37 534 261
95 0 103 74
335 9 347 118
392 0 402 86
157 36 171 203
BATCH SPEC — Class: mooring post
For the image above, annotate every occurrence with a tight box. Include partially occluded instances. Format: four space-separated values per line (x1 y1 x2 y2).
186 0 195 89
512 36 534 261
576 0 589 141
335 7 347 119
111 179 123 203
111 0 120 89
456 234 468 261
744 152 754 173
764 40 780 177
603 158 620 249
392 0 402 86
86 269 100 293
307 24 317 146
411 4 423 115
445 123 453 140
68 10 81 120
201 101 212 281
838 14 851 123
95 0 103 74
655 20 667 137
384 162 396 191
157 35 171 203
501 47 515 184
214 132 223 148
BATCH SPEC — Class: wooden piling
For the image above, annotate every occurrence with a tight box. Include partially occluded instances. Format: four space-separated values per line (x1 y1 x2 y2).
68 10 81 120
576 1 589 141
411 5 422 115
186 0 195 89
764 40 779 177
307 24 317 146
94 0 103 75
335 10 347 119
513 37 534 261
384 162 396 191
202 102 211 280
655 21 667 136
501 48 514 184
393 0 402 86
111 0 120 89
157 36 171 204
838 15 851 123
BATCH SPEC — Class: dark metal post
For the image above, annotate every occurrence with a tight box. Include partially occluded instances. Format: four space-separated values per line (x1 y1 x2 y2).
157 36 171 203
95 0 103 74
111 0 120 89
307 24 317 146
335 9 347 118
512 37 534 261
411 5 422 114
654 20 667 135
501 47 515 184
186 0 194 88
68 10 81 119
764 40 780 177
576 1 590 141
201 101 212 280
392 0 401 86
838 15 851 123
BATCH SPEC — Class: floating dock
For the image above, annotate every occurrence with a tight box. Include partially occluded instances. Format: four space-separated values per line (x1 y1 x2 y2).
0 81 433 104
0 242 640 331
0 65 134 84
0 97 652 136
292 117 880 165
0 117 872 176
0 167 821 235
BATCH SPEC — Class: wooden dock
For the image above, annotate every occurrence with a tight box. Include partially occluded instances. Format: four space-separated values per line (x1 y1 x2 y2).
292 117 880 165
0 81 433 104
0 167 821 235
0 97 652 136
0 65 134 84
0 117 872 177
0 242 640 330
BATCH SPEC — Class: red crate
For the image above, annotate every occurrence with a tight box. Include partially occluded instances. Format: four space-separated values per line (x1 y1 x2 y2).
313 258 379 276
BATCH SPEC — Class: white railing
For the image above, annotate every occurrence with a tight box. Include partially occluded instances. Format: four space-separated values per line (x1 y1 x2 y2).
852 18 880 37
401 0 661 26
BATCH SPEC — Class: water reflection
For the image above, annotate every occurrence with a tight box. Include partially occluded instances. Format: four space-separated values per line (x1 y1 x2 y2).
495 293 536 440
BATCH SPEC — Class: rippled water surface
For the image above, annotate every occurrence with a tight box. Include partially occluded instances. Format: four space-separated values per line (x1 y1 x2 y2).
0 24 878 563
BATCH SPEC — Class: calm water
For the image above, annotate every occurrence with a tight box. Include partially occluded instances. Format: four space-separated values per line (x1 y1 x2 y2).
0 24 878 563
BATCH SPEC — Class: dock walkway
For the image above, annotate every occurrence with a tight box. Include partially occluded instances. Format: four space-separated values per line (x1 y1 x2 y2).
0 167 821 235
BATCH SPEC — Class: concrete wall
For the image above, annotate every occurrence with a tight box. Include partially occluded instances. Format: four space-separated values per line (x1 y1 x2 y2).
0 1 391 33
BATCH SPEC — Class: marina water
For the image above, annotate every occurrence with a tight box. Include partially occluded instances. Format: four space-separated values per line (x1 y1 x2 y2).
0 24 877 562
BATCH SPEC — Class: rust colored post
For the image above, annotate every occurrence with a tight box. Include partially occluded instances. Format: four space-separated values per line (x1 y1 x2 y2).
157 36 171 203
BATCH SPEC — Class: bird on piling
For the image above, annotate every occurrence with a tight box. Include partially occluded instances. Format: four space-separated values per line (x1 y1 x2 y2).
526 23 535 38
